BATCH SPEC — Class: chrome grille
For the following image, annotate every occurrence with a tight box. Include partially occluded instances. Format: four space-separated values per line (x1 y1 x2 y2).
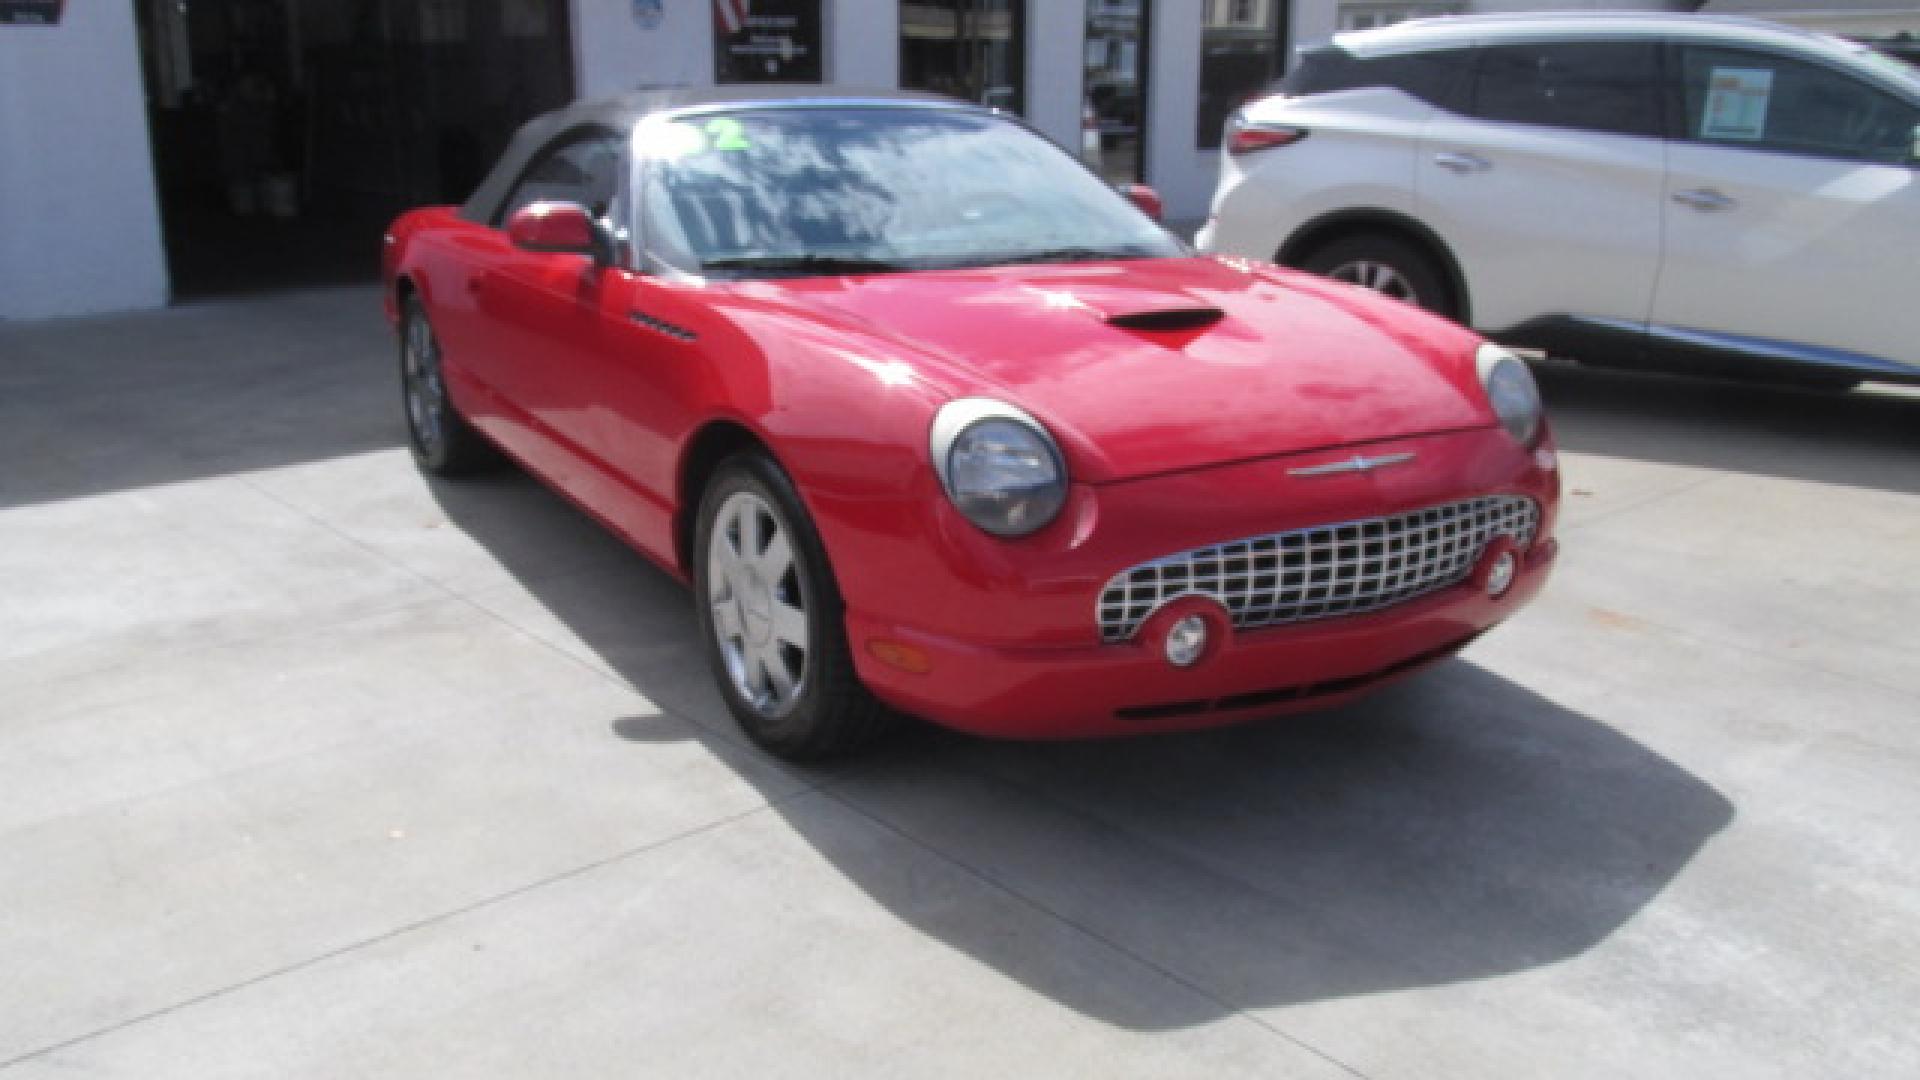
1097 496 1539 643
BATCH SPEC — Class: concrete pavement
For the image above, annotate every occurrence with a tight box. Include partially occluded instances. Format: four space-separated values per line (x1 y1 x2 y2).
2 286 1918 1077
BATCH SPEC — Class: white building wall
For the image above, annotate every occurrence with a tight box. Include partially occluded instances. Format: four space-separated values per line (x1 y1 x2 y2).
1026 2 1087 156
1144 2 1208 219
1292 0 1343 49
572 0 715 98
0 6 169 320
829 0 900 85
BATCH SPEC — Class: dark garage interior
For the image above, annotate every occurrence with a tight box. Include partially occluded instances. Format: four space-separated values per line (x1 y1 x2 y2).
133 0 574 298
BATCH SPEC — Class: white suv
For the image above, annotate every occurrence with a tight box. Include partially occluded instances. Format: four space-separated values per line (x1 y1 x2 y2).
1197 13 1920 390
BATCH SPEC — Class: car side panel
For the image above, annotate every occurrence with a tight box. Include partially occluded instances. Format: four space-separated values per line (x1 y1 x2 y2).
391 215 675 570
1653 142 1920 372
1416 116 1666 335
388 213 552 470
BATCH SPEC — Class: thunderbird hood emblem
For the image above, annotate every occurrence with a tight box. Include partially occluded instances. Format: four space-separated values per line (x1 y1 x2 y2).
1288 451 1417 477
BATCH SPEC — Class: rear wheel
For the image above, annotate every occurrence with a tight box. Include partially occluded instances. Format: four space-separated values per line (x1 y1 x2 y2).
693 452 892 760
1299 232 1457 320
400 295 496 476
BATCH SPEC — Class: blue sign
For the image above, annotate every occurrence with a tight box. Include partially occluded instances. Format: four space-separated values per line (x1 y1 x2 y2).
633 0 664 31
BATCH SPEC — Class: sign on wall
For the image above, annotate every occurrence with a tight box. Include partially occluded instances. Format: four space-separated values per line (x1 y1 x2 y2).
714 0 822 83
0 0 63 26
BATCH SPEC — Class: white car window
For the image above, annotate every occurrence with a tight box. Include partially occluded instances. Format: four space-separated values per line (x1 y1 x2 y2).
1679 46 1920 165
1469 41 1663 139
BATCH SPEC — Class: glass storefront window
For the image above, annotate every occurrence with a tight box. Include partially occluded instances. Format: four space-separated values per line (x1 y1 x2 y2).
715 0 823 83
1083 1 1149 183
1198 0 1289 148
901 0 1026 114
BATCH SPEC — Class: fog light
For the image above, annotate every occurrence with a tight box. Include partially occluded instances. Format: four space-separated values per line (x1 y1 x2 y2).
1486 551 1518 597
1165 615 1209 667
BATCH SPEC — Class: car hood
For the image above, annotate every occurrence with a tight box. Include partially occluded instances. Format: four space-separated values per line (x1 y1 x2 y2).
733 256 1494 483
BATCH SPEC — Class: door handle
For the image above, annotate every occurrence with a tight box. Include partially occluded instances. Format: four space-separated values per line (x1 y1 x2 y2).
1673 188 1737 212
1433 151 1491 174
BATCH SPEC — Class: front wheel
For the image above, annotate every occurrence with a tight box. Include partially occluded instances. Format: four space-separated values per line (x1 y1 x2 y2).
693 452 891 760
1298 233 1458 321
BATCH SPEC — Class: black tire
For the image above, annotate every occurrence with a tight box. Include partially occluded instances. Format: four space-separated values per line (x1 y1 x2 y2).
692 452 892 760
400 295 497 476
1298 232 1458 320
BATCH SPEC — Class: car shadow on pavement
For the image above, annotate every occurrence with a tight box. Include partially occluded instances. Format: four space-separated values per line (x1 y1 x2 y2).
1535 361 1920 496
432 468 1733 1031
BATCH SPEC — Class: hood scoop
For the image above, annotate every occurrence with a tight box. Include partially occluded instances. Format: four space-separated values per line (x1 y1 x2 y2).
1104 306 1226 333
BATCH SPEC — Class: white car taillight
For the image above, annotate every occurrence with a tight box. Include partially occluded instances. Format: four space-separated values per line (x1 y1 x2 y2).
1226 118 1308 155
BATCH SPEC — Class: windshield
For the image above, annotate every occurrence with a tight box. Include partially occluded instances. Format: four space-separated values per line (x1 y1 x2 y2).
636 107 1182 278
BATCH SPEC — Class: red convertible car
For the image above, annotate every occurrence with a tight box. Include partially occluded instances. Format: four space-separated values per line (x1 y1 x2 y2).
383 87 1559 759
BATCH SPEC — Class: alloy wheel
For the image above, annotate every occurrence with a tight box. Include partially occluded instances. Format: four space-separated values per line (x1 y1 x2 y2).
706 489 811 717
1327 259 1422 306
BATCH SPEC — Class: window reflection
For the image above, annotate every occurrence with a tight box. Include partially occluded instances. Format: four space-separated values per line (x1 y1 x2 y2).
1198 0 1289 149
901 1 1026 113
1084 1 1149 183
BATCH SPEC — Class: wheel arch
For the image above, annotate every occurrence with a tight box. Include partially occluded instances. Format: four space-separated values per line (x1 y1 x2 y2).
675 418 777 577
388 272 420 329
1277 209 1472 327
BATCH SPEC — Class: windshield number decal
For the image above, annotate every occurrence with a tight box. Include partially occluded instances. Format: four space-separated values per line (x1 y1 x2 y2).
705 117 751 151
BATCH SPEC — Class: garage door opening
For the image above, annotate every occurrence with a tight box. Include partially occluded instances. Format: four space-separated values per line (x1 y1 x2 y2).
133 0 575 300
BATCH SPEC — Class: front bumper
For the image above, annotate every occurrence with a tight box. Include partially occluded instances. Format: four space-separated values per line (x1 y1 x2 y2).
848 536 1553 739
830 426 1559 739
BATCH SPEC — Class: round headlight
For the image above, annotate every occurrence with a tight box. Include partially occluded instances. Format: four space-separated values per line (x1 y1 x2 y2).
1476 343 1543 446
930 399 1068 538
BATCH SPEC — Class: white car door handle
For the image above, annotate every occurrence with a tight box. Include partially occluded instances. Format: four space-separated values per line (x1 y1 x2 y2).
1673 188 1738 212
1433 152 1491 174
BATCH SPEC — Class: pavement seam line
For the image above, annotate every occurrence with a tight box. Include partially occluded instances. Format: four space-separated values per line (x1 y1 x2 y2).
814 785 1374 1080
0 795 820 1073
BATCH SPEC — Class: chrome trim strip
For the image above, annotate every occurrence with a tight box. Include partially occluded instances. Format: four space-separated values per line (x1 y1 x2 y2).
1287 451 1417 477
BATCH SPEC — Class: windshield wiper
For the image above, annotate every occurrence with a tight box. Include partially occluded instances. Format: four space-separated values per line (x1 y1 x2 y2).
987 245 1154 267
702 255 906 277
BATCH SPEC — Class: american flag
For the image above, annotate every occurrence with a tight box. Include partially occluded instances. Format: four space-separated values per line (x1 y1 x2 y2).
714 0 751 35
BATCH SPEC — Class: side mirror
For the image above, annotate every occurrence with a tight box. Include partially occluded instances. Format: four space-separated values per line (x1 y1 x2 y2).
1118 183 1164 223
507 200 609 262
